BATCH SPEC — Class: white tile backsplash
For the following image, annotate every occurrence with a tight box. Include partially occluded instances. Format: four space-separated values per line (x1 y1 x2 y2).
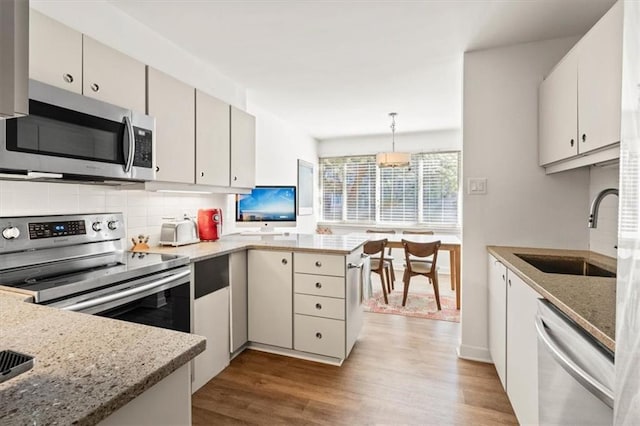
589 164 619 258
0 181 227 249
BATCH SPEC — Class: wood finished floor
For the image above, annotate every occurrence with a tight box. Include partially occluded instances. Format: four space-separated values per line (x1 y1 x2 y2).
192 312 517 425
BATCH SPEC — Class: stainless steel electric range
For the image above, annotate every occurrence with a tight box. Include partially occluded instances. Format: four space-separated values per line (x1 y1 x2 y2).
0 213 191 332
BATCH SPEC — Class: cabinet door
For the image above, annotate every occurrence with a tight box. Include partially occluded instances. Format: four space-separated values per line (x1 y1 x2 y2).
193 287 230 393
147 67 195 184
230 251 248 353
248 250 292 348
29 10 82 94
538 49 578 166
506 271 541 425
82 36 145 112
487 254 507 390
195 90 230 186
230 106 255 188
577 1 623 154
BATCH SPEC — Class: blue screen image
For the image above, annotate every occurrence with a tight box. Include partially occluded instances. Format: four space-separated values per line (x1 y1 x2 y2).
236 186 296 222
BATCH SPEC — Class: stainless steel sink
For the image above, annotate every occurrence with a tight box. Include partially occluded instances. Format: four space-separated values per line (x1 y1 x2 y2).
515 253 616 278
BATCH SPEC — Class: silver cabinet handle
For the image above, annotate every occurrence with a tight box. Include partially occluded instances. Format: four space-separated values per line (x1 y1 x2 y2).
315 282 322 289
315 332 322 339
348 262 364 269
501 274 505 281
63 73 74 83
281 258 288 265
200 171 205 177
535 314 613 408
315 261 322 267
90 83 100 92
62 270 190 312
315 303 322 310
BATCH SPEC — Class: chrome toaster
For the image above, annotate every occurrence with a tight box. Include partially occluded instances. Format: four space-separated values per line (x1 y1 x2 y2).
159 217 200 246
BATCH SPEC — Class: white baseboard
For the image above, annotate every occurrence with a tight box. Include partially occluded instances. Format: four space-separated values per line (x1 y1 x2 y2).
457 343 492 363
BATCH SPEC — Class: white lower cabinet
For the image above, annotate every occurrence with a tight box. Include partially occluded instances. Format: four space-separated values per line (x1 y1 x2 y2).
487 253 541 426
229 251 248 354
506 271 541 425
248 250 293 349
294 314 345 359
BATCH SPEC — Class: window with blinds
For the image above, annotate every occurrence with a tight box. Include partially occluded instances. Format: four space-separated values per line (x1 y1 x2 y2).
319 151 460 228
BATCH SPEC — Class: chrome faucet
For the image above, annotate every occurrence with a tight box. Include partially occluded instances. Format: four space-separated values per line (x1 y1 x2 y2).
588 188 619 228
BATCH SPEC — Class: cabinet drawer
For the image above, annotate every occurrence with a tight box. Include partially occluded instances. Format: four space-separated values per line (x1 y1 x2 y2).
294 273 344 298
294 253 344 277
295 294 344 320
294 314 345 359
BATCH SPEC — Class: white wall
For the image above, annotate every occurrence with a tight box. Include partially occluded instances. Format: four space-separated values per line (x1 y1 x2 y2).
588 164 620 257
319 129 461 158
461 36 590 361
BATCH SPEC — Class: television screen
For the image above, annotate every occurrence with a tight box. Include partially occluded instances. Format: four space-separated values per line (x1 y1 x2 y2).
236 186 297 222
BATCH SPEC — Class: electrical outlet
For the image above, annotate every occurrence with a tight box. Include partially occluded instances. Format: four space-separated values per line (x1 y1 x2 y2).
467 178 487 195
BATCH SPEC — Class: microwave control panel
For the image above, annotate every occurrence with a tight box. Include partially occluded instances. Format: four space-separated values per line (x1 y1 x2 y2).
133 127 153 168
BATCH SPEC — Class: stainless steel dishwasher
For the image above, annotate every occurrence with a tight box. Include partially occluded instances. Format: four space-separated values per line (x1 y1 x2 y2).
536 299 614 425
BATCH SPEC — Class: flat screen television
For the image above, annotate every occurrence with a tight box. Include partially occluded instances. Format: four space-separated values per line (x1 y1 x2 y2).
235 185 297 233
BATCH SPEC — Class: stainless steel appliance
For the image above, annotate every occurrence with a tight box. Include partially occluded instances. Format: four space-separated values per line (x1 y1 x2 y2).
536 299 614 425
0 80 155 182
159 216 200 247
0 213 190 332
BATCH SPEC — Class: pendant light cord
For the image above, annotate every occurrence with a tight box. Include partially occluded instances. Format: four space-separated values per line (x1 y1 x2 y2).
389 112 397 153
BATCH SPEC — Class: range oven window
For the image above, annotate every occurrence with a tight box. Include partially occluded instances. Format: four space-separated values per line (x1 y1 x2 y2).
96 282 190 333
6 99 125 164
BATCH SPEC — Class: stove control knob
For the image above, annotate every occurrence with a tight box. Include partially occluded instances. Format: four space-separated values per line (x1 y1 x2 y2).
2 226 20 240
92 222 103 232
107 220 119 230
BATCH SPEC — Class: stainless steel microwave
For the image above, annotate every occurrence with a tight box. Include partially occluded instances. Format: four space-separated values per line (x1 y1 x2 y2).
0 80 155 182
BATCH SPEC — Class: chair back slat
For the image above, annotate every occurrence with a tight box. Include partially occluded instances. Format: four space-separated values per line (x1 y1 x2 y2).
363 238 388 260
366 229 396 234
402 230 434 235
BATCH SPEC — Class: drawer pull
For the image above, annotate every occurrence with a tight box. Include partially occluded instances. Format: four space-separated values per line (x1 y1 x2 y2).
315 282 322 289
315 303 322 310
315 261 322 267
315 332 322 339
90 83 100 92
63 73 74 83
282 258 288 265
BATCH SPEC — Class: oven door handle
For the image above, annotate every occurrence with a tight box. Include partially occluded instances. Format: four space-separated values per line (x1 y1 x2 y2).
61 269 190 312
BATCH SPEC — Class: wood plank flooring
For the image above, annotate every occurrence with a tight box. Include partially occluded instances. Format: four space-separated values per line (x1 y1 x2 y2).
192 313 517 425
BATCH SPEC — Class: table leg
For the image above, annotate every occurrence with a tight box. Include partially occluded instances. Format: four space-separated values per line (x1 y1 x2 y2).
449 250 456 291
454 247 461 310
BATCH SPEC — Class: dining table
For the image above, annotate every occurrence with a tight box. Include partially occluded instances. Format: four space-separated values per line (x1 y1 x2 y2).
349 232 461 310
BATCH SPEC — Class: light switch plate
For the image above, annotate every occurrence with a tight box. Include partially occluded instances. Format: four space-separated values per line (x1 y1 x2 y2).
467 178 487 195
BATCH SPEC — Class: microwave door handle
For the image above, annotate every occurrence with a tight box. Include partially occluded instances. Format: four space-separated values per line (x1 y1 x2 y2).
61 269 190 312
123 115 135 173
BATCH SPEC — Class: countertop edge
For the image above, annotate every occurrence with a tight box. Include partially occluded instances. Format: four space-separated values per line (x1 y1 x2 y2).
487 246 616 352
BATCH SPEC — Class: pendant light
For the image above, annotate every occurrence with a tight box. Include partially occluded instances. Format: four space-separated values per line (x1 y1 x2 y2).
376 112 410 168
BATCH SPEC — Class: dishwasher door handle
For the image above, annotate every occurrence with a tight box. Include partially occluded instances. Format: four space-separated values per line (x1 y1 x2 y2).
535 314 614 408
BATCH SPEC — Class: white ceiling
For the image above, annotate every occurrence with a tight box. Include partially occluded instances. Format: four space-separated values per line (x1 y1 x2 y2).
110 0 615 140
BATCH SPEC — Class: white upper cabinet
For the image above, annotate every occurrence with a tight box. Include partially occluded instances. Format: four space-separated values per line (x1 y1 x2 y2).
577 1 623 155
29 10 82 94
30 11 145 112
195 90 230 186
539 49 578 166
230 106 256 189
82 36 146 113
538 1 623 171
147 67 195 184
487 254 507 390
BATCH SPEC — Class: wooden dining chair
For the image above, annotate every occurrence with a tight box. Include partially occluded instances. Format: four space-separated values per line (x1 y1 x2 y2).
363 238 392 304
401 239 442 309
366 229 396 288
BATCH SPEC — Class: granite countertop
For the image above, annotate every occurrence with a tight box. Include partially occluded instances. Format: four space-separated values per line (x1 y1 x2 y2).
488 246 616 352
0 292 205 425
147 233 369 262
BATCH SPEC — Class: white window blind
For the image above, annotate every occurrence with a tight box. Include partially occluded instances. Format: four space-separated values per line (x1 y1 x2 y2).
320 151 460 228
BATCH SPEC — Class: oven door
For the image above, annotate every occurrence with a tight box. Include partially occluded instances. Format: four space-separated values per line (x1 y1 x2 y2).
0 80 150 181
48 267 191 333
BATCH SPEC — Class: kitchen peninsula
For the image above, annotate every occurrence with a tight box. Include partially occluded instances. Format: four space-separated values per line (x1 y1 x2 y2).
149 233 369 366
